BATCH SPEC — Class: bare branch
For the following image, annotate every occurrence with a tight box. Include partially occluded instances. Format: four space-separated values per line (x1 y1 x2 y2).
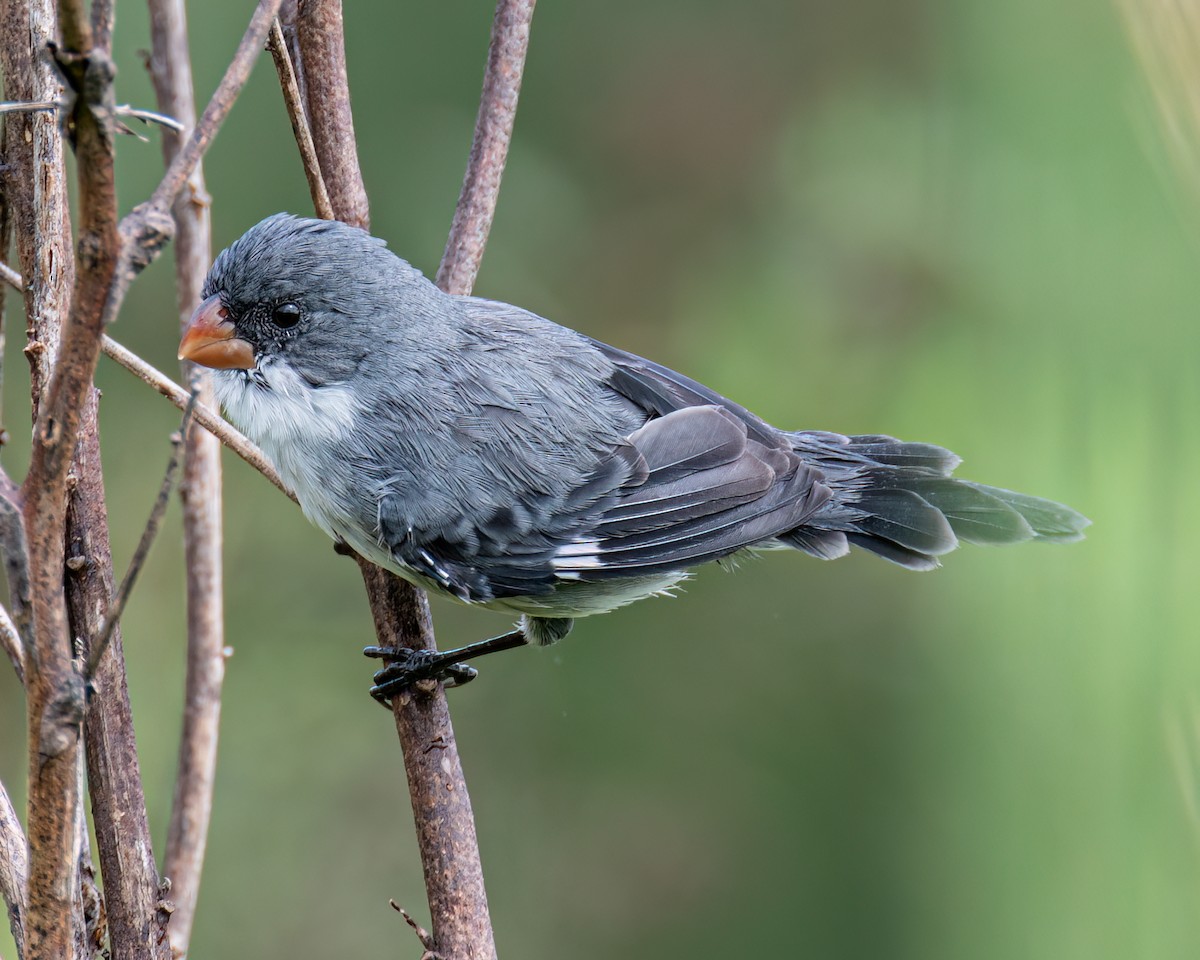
145 0 229 953
90 0 114 55
288 0 498 949
1 0 74 406
115 105 184 132
12 0 101 954
436 0 536 295
0 260 24 291
144 0 285 218
268 18 333 220
100 336 292 498
0 99 60 113
0 469 32 677
69 391 172 960
282 3 534 956
0 778 28 959
0 603 26 685
294 0 369 229
85 401 191 680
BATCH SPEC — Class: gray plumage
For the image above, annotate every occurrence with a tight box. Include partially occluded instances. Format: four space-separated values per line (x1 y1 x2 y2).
195 214 1089 648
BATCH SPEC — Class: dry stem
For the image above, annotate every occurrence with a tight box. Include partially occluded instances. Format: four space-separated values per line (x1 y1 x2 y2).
0 779 28 957
145 0 230 952
282 2 535 957
436 0 536 295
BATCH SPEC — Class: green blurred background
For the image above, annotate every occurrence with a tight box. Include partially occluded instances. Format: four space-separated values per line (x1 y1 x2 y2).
3 0 1199 957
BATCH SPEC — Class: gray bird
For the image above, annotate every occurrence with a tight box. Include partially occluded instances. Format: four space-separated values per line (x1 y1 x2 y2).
180 214 1089 699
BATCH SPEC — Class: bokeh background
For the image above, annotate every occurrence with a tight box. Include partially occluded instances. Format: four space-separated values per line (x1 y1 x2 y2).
3 0 1200 957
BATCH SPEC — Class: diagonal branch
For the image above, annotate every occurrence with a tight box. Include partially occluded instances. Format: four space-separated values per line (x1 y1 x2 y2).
0 778 27 959
85 400 191 681
100 336 291 497
437 0 536 296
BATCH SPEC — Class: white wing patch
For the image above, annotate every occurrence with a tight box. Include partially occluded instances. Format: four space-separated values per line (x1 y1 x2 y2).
551 537 603 571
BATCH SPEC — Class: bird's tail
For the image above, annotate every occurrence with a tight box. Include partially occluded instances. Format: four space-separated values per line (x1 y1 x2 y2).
781 432 1089 570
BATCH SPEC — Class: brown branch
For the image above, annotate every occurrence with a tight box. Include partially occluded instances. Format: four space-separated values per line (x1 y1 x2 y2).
0 778 28 959
68 391 172 960
109 0 286 331
9 0 103 955
283 2 534 957
90 0 114 55
85 403 190 680
268 18 333 220
294 0 369 229
436 0 536 296
287 0 499 952
144 0 284 218
144 1 229 953
100 336 292 498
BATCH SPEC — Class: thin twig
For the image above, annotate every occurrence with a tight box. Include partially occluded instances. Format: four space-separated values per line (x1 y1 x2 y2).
0 98 60 113
268 18 333 220
0 261 24 290
145 0 285 217
115 105 184 132
0 468 32 667
436 0 536 295
0 778 28 959
100 336 292 498
90 0 114 55
0 603 25 685
390 901 444 960
84 399 193 681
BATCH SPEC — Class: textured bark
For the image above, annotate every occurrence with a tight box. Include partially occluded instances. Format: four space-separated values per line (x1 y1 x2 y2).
0 780 28 958
357 562 497 958
294 0 370 230
68 395 172 960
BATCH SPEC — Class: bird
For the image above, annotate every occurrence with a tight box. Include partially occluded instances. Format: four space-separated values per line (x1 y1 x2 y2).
179 214 1089 700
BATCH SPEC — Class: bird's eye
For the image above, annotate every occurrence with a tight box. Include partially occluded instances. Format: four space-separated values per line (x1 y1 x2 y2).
271 302 301 328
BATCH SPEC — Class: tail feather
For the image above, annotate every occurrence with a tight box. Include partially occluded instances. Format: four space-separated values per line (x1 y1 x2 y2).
790 432 1089 569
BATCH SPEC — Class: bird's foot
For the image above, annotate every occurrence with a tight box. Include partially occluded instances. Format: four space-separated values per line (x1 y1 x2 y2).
364 646 479 705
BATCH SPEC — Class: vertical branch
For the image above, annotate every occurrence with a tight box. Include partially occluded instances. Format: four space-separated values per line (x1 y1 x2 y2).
146 2 227 956
294 0 369 229
0 0 74 402
1 0 84 955
67 404 172 960
282 2 535 957
436 0 535 296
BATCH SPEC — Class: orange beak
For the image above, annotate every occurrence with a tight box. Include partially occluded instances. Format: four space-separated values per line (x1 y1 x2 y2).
178 294 255 369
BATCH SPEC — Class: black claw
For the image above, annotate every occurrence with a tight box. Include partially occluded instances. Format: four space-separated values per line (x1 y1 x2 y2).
365 645 479 703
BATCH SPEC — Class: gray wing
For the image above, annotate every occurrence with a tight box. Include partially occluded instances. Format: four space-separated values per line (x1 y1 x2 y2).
378 403 831 599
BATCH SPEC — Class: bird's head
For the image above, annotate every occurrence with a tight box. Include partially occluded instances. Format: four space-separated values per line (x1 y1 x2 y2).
179 213 423 387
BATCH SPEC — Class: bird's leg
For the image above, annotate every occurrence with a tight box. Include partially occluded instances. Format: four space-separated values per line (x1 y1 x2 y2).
364 628 530 702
